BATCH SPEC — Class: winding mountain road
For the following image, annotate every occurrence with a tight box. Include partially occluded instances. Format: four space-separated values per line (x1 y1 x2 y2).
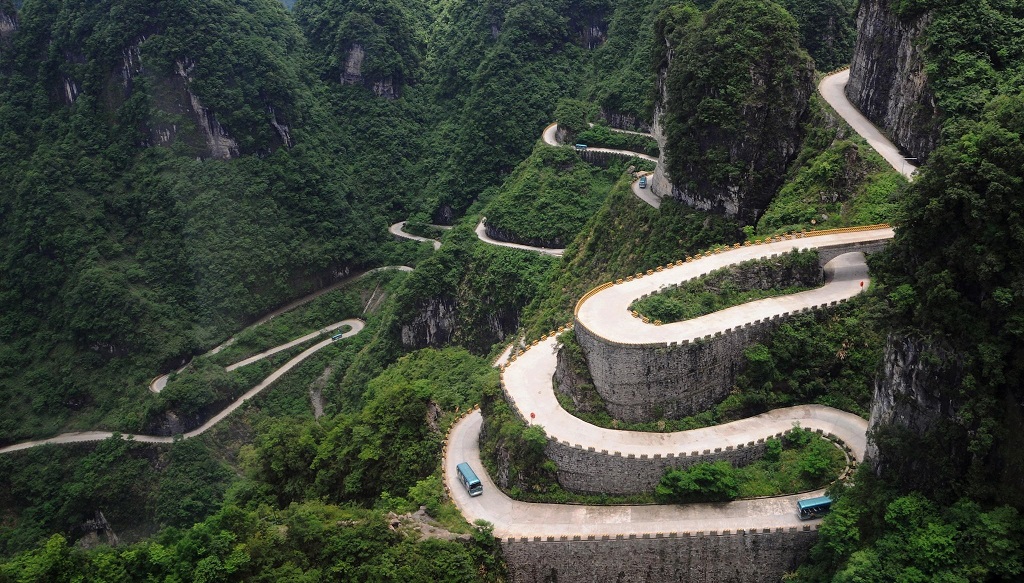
445 233 887 537
819 69 918 179
541 123 658 163
444 69 915 538
389 221 450 250
543 122 661 209
475 218 565 257
149 266 410 393
1 320 365 455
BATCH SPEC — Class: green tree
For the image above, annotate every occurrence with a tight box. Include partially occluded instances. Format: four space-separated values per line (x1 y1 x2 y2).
656 461 739 503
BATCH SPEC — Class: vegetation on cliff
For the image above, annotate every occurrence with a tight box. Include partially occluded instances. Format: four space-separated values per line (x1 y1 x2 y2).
794 89 1024 583
630 249 821 323
656 427 846 503
895 0 1024 125
756 94 903 235
483 145 618 248
0 503 504 582
7 0 1023 578
657 0 815 224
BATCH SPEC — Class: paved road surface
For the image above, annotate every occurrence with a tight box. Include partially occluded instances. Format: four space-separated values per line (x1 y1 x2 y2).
443 231 886 536
389 221 446 250
543 123 662 209
542 123 658 163
475 218 565 257
225 320 355 372
631 171 661 208
501 335 867 459
819 69 918 179
577 228 893 345
444 410 837 538
1 320 365 454
150 266 410 393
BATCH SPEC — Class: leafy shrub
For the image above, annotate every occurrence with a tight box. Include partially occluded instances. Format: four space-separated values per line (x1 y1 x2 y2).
656 461 740 503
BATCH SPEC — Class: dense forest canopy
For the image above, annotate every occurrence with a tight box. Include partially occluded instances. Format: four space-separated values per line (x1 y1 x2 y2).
2 0 1023 581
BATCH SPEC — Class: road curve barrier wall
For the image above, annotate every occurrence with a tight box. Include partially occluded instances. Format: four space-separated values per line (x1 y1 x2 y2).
501 526 819 583
499 349 856 494
574 316 786 422
571 225 890 423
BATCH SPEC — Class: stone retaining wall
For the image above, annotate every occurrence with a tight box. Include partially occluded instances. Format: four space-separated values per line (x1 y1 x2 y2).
574 315 785 422
545 430 770 494
502 526 819 583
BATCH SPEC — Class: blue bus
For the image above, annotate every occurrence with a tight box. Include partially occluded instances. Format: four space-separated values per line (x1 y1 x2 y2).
574 143 587 151
331 333 345 341
638 176 648 189
456 462 484 497
797 496 832 520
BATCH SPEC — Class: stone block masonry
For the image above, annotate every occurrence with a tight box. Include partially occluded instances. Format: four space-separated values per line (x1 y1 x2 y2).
545 432 768 495
502 527 819 583
574 317 783 423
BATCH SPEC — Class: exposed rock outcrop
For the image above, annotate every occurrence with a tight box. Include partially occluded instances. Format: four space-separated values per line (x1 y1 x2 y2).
400 295 520 354
597 110 651 134
119 37 146 95
341 43 398 98
172 58 240 160
484 221 564 251
553 338 605 416
0 5 17 42
846 0 940 163
62 76 82 104
401 297 457 349
653 3 815 226
866 336 969 493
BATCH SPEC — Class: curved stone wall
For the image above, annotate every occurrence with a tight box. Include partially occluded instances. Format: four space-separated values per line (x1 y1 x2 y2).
502 527 819 583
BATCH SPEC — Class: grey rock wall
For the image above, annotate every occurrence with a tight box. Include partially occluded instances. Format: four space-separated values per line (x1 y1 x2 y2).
0 7 16 41
502 369 853 495
401 297 457 349
846 0 939 162
501 527 819 583
484 221 564 250
574 318 782 423
544 432 769 495
341 43 398 98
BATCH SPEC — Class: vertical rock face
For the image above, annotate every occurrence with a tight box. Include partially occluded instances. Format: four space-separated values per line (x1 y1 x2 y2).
866 336 969 491
0 7 16 42
654 2 815 226
401 298 458 349
846 0 940 162
341 43 397 98
502 530 819 583
173 59 240 160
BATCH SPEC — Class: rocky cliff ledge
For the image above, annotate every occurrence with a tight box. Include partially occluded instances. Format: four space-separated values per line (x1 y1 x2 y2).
0 4 16 43
866 336 968 494
846 0 940 163
653 2 814 226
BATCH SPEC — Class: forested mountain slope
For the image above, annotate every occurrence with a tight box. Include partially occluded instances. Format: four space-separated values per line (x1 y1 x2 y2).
0 0 421 442
7 0 1023 581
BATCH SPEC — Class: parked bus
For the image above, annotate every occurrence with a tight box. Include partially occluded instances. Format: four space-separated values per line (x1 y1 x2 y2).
797 496 832 520
456 462 484 497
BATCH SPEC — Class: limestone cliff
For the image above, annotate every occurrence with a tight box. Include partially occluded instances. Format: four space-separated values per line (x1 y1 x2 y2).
341 43 398 99
170 59 240 160
484 222 564 251
846 0 940 162
399 296 519 354
654 1 815 226
0 2 16 43
866 336 968 493
400 297 458 349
